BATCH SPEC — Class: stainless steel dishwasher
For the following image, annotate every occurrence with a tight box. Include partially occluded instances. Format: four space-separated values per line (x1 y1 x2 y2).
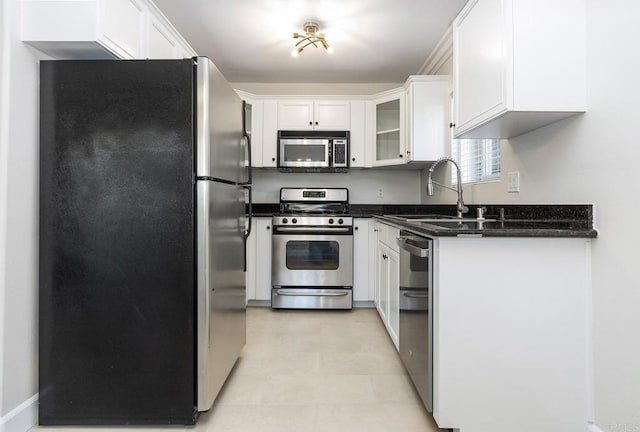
397 230 433 412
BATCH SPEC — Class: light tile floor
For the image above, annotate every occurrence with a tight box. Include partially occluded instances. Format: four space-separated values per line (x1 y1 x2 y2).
198 307 446 432
30 307 446 432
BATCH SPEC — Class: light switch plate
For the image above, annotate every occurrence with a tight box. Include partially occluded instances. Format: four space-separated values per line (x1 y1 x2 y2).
507 172 520 193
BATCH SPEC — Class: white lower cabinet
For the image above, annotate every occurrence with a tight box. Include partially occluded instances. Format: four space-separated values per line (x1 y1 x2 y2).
433 237 592 432
386 247 399 347
372 221 401 350
352 219 372 302
246 218 272 302
376 243 389 322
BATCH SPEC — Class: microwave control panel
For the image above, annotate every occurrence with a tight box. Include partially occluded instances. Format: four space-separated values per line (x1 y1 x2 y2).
333 139 348 167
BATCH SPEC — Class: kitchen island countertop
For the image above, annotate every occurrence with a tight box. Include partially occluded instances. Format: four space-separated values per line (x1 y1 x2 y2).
373 214 597 238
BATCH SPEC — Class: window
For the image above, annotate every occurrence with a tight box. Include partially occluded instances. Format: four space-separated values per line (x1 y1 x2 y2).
451 139 501 184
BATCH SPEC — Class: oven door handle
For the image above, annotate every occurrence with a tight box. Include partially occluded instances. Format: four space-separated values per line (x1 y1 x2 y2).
273 226 352 234
276 289 349 297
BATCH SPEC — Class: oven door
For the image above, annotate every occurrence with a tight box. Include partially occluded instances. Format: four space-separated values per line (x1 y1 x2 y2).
272 229 353 287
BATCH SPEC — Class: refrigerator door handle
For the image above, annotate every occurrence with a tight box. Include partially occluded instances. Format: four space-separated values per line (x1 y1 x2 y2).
246 132 252 184
241 100 252 185
242 185 252 272
244 185 253 239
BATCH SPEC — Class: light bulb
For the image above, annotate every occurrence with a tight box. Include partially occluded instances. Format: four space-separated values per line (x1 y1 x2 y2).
326 46 334 54
291 48 299 57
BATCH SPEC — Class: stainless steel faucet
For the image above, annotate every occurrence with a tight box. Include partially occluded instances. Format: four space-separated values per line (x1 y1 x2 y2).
426 157 469 218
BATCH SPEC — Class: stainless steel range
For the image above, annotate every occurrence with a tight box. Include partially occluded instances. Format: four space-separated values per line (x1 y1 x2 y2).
271 188 353 309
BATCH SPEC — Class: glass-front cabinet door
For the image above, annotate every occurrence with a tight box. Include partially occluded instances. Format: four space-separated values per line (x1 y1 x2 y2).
373 90 405 166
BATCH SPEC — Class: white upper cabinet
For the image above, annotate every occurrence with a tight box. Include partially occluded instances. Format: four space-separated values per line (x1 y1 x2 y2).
242 97 277 168
100 0 145 58
277 101 314 130
372 89 405 167
314 101 350 130
277 100 350 130
242 80 449 170
261 100 279 167
22 0 196 60
349 100 367 168
404 76 449 163
237 94 266 168
146 13 179 59
453 0 586 139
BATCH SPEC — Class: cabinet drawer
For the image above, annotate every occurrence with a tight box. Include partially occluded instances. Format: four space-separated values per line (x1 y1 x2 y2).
377 222 400 251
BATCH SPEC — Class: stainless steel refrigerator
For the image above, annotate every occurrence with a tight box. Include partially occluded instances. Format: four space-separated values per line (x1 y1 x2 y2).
38 57 251 425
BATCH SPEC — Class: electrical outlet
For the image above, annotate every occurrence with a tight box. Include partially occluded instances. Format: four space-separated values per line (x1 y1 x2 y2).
377 188 384 198
507 171 520 193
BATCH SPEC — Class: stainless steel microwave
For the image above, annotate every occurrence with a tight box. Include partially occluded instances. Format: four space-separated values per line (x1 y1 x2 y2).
277 131 349 172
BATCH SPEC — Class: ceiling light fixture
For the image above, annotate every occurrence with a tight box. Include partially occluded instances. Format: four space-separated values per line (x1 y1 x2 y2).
291 22 333 57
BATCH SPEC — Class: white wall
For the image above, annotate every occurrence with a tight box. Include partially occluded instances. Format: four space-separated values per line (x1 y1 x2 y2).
426 1 640 430
252 169 422 204
0 0 48 430
0 0 8 419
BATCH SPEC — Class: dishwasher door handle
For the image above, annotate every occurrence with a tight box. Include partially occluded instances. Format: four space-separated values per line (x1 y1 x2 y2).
403 292 428 299
276 289 349 297
397 236 429 257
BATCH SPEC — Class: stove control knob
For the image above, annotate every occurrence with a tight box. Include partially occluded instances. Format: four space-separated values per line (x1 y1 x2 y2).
282 218 288 224
329 218 334 224
292 218 298 224
338 218 344 224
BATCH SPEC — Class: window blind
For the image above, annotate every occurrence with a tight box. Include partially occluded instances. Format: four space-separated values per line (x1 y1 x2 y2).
451 139 501 184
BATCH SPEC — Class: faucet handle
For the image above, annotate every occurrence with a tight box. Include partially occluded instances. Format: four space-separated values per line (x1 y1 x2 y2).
476 206 486 221
457 203 469 218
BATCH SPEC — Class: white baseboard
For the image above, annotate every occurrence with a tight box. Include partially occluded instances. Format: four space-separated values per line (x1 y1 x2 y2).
0 394 38 432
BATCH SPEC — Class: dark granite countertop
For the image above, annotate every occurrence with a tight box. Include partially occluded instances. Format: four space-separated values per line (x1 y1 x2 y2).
374 215 597 238
249 203 597 238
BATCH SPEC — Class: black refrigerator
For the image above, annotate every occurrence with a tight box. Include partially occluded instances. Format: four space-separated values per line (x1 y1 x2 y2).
39 57 252 425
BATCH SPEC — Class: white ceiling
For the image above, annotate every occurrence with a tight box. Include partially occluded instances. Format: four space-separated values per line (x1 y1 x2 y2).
153 0 468 83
